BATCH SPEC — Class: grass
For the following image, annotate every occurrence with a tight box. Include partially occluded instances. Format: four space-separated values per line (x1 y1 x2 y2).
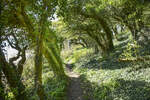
21 37 150 100
22 57 68 100
64 39 150 100
62 46 94 64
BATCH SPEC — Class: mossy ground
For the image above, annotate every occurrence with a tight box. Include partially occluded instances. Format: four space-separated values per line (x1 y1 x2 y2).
14 37 150 100
64 38 150 100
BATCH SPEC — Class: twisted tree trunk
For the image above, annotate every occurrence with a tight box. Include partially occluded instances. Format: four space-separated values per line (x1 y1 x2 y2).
79 9 114 53
0 48 29 100
34 12 47 100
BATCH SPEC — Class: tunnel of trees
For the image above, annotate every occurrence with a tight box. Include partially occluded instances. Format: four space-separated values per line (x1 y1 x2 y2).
0 0 150 100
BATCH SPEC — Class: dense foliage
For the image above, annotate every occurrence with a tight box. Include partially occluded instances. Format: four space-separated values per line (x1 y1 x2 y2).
0 0 150 100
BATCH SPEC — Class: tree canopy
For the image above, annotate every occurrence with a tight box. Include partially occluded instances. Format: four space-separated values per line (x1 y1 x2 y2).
0 0 150 100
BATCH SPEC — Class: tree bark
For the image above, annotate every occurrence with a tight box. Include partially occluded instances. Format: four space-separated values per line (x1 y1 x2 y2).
79 9 114 52
87 32 106 54
1 4 28 98
0 71 5 100
43 44 66 80
34 14 47 100
35 34 46 100
0 48 29 100
0 3 5 97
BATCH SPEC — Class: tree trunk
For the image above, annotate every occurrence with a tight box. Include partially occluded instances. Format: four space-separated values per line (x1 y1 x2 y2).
0 71 5 100
96 16 114 52
127 25 137 40
94 45 99 54
0 2 5 99
87 32 107 54
0 12 28 99
34 21 46 100
35 35 46 100
43 44 66 80
80 9 114 52
0 48 29 100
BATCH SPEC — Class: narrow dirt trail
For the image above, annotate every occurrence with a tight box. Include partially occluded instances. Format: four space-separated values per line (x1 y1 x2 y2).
66 66 83 100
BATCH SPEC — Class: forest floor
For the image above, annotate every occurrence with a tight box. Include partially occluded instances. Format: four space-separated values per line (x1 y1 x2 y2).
63 37 150 100
66 65 84 100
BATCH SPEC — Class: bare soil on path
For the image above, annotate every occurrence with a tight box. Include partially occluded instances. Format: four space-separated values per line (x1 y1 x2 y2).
66 66 83 100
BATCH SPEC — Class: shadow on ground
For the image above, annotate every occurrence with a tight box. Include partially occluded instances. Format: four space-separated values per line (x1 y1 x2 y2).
77 40 131 70
80 74 150 100
76 39 150 70
66 65 83 100
67 76 83 100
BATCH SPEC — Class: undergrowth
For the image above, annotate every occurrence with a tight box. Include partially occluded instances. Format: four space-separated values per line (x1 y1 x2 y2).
66 40 150 100
22 57 68 100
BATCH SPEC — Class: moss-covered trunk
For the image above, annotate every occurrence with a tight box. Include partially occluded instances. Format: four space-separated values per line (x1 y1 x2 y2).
87 32 107 54
34 13 47 100
43 43 66 80
0 48 29 100
35 34 46 100
97 17 114 52
0 70 5 100
0 2 5 99
80 10 114 53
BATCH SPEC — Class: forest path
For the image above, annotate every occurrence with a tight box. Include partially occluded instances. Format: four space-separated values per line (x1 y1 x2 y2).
66 65 83 100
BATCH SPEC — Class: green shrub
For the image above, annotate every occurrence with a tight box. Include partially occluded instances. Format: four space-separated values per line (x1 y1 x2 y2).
120 40 141 59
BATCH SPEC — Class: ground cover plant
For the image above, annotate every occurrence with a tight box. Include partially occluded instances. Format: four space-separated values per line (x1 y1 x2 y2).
0 0 150 100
